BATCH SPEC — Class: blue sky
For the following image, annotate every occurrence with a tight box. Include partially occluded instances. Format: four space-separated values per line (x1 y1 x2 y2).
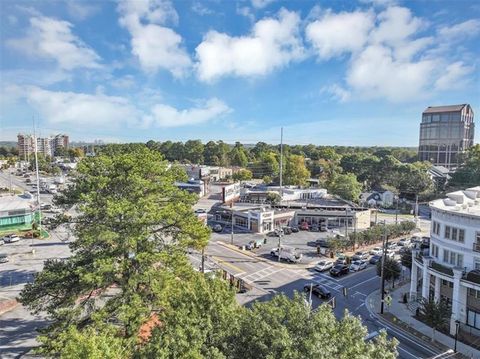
1 0 479 146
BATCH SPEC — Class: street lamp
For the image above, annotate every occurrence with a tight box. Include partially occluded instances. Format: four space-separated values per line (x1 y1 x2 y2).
395 195 399 225
454 320 460 352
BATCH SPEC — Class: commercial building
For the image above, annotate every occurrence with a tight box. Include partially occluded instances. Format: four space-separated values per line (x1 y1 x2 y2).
418 104 475 170
17 133 69 158
0 193 35 230
410 187 480 337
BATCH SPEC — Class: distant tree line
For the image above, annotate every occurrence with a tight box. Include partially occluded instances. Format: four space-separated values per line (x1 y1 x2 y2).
91 141 434 202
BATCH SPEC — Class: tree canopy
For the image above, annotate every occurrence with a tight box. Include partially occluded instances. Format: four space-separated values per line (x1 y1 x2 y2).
20 145 398 358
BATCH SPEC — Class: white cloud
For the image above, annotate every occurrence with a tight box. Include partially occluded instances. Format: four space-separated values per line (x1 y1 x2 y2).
438 19 480 40
195 9 304 82
434 62 474 90
359 0 397 7
25 87 138 127
65 0 99 20
16 86 230 129
322 84 351 102
192 2 213 16
251 0 276 9
346 45 436 102
370 6 425 47
306 10 374 59
146 98 232 127
7 16 101 70
118 0 191 77
237 6 255 23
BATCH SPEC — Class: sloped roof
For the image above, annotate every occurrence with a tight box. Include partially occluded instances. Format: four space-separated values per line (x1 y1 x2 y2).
423 104 467 113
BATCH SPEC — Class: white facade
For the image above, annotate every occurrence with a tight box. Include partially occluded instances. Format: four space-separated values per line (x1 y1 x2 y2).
410 186 480 336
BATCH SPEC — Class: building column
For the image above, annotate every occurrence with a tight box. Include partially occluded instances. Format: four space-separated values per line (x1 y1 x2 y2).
434 276 441 303
410 249 419 300
450 268 466 336
421 257 432 300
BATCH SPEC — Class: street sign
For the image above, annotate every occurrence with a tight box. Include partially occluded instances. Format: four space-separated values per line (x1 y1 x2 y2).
385 295 392 307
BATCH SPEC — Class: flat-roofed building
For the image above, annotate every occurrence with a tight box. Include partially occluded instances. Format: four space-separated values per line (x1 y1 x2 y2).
418 104 474 169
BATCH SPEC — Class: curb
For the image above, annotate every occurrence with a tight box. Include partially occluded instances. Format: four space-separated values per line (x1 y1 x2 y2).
217 242 315 270
0 298 19 316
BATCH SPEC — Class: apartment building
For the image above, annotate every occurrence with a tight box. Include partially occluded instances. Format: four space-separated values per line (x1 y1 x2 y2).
418 104 475 170
410 187 480 336
17 133 69 158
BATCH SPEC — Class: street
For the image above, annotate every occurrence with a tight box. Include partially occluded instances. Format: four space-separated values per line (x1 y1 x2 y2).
202 241 441 359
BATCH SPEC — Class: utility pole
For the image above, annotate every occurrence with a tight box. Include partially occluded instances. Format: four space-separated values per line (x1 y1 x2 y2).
344 207 348 239
33 115 41 245
395 195 399 225
414 193 419 225
278 227 282 262
279 127 283 197
230 202 234 245
201 248 205 273
380 220 388 314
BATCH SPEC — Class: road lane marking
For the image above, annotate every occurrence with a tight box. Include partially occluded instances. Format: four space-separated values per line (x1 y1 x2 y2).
397 345 422 359
349 276 378 290
211 256 246 275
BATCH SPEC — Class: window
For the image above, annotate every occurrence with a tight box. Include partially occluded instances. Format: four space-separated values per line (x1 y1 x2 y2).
477 232 480 243
450 252 457 266
445 226 451 239
467 310 480 330
457 254 464 268
459 229 465 243
443 249 450 263
475 258 480 271
431 244 439 258
432 221 441 235
452 228 458 241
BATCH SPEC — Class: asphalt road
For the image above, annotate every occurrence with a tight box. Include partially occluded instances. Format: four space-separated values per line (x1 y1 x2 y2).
205 241 441 359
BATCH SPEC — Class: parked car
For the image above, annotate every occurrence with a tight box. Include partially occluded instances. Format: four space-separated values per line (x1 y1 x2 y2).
267 230 281 237
212 224 223 233
369 255 382 264
335 258 347 265
194 208 207 214
398 238 411 247
291 226 299 233
369 247 383 256
0 239 4 246
0 254 8 264
352 251 368 261
314 260 334 272
299 222 310 230
282 227 292 235
350 260 367 272
320 225 328 232
330 264 349 277
387 242 398 250
303 283 331 299
386 249 395 258
311 225 320 232
316 239 330 248
2 234 20 243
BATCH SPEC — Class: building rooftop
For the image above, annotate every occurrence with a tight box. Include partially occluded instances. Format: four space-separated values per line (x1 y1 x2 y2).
0 193 35 213
430 187 480 218
423 104 467 114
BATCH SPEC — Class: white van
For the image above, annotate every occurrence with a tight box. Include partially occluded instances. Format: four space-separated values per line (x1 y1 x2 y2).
270 246 302 263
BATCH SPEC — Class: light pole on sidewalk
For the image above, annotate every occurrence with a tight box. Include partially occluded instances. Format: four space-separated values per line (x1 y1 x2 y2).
380 220 388 314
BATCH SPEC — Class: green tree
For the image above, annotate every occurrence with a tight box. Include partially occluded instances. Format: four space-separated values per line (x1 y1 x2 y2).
328 173 362 202
20 146 210 355
230 293 397 359
266 192 282 205
229 143 248 167
184 140 204 164
283 154 310 186
376 257 401 287
232 169 253 182
419 299 450 342
400 249 412 270
249 151 279 179
450 144 480 187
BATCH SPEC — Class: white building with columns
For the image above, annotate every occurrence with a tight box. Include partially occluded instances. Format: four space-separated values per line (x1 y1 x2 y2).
410 186 480 336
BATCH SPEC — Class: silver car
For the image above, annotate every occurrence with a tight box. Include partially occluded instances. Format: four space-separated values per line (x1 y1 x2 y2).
3 235 20 243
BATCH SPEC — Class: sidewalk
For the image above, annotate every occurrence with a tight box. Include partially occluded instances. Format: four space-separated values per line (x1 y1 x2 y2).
368 282 480 358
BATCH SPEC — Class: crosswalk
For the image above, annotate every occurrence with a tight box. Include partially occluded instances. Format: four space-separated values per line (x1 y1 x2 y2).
237 266 283 284
301 272 344 292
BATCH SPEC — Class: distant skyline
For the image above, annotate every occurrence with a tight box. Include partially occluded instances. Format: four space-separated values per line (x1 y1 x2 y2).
1 0 479 146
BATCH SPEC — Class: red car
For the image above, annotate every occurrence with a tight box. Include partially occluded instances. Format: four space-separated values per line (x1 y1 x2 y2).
300 222 309 230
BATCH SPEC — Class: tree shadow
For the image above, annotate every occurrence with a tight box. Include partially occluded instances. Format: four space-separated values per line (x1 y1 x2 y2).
0 269 37 288
0 316 49 357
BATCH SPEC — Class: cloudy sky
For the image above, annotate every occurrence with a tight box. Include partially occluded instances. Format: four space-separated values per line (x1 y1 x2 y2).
1 0 479 146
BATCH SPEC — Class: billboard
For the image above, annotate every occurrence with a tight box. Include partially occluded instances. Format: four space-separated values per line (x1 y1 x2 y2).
223 183 241 203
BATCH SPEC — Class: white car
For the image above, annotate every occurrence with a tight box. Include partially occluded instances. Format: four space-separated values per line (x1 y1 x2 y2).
314 260 334 272
369 247 382 256
3 234 20 243
350 260 367 272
